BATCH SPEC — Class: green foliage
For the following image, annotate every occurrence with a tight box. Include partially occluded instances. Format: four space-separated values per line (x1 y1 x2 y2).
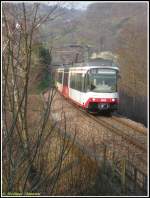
31 43 53 93
38 72 51 92
39 46 52 65
38 46 52 92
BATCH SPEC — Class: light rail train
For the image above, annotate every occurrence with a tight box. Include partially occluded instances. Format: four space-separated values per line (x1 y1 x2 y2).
54 59 119 114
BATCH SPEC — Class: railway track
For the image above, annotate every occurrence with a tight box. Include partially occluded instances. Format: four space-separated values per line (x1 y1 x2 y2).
111 115 147 135
95 116 147 152
64 96 147 153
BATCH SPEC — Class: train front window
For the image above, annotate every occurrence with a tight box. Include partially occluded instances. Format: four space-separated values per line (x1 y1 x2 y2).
85 69 117 93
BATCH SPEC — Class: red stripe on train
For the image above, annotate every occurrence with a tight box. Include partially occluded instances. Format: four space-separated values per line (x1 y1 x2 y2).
84 98 119 108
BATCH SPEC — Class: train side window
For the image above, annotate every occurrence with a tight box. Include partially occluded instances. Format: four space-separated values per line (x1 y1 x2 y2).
70 73 75 89
70 73 84 92
75 73 83 91
84 72 90 92
70 73 81 91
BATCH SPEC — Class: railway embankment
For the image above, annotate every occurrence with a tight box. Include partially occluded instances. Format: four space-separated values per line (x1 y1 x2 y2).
42 89 148 195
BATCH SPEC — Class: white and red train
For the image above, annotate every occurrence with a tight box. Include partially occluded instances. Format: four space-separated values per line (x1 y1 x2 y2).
54 59 119 113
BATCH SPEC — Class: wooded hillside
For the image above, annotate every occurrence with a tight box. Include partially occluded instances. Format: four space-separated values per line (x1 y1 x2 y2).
38 2 147 125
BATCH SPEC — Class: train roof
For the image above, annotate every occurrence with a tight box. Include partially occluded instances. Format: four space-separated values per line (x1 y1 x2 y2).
53 58 119 72
70 66 119 70
56 66 119 73
55 65 119 71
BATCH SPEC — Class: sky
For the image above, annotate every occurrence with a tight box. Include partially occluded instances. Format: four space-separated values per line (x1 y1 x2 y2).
40 1 149 9
46 1 101 10
3 1 146 10
3 1 101 10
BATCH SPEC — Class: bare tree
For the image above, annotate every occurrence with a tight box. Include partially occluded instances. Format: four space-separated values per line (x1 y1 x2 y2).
2 2 76 195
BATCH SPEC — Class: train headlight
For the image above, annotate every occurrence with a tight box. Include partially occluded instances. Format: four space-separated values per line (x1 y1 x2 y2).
112 98 115 102
92 98 96 101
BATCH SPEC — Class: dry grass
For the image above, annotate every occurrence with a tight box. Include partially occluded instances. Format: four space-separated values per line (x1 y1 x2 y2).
4 93 145 196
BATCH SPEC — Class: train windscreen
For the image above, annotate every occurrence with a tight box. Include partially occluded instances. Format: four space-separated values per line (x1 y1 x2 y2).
85 68 117 93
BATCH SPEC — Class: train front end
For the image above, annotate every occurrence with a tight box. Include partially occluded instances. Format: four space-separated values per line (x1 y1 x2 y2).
84 67 119 113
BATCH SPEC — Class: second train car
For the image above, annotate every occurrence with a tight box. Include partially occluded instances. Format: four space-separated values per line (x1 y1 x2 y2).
54 59 119 113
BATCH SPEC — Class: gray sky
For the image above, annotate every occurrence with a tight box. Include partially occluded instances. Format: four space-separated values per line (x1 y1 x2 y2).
3 1 146 10
3 1 100 10
54 1 101 10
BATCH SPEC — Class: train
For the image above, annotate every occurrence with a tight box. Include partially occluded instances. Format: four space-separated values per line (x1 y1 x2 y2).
54 58 119 114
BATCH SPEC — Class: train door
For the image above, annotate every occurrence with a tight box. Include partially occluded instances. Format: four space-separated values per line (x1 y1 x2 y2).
69 72 85 106
77 73 85 105
62 68 69 97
